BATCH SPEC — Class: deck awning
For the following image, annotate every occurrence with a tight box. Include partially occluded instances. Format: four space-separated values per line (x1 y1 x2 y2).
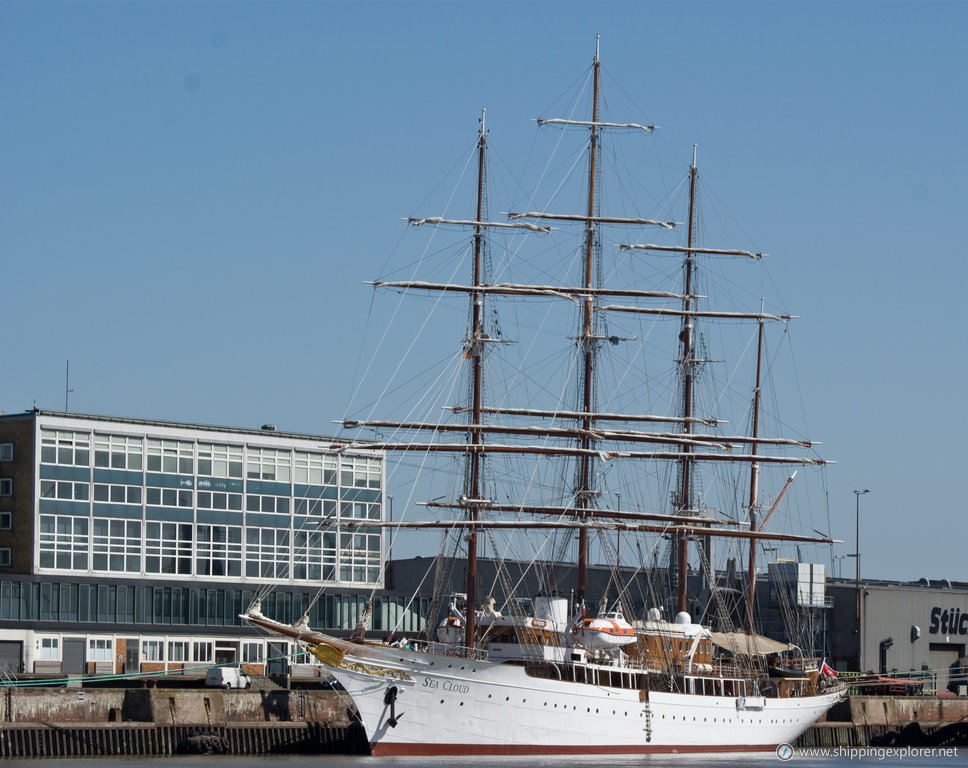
710 631 796 656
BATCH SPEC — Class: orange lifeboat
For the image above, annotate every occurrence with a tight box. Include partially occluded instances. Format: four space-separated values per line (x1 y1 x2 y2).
574 610 636 649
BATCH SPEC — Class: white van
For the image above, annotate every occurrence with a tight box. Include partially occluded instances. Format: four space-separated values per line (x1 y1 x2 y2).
205 667 252 689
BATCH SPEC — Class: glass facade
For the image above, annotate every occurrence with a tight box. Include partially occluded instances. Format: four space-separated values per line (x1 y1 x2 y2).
0 579 428 634
36 426 383 587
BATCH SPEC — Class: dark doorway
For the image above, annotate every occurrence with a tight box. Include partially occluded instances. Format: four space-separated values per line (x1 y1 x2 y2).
123 638 140 673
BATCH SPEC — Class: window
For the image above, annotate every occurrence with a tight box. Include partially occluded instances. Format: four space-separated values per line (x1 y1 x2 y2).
245 527 290 579
296 497 336 519
94 434 143 470
341 501 380 520
247 447 291 482
246 494 289 515
243 641 264 664
146 439 193 474
193 641 213 663
339 531 381 584
0 548 10 567
292 530 325 581
196 524 242 577
146 487 192 507
0 443 12 462
198 443 243 479
40 480 89 501
0 478 11 496
88 638 113 661
142 640 163 662
40 430 90 466
38 515 89 570
294 452 336 485
92 518 142 572
167 641 189 662
340 456 381 489
0 512 10 530
93 484 142 505
197 490 242 512
37 637 59 660
145 522 193 575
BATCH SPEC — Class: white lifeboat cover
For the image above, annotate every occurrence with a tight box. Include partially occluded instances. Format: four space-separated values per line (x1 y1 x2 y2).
575 612 636 649
436 615 463 644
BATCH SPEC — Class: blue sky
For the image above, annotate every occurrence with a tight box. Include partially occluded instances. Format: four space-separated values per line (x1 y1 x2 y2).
2 1 965 582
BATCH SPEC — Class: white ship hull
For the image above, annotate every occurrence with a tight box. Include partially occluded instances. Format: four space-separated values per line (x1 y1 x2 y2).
322 637 843 756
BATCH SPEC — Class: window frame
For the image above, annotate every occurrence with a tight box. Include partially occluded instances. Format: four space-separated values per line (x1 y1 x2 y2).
88 638 113 662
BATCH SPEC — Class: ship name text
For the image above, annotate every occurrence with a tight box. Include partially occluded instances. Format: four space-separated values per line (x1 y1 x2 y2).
422 677 470 694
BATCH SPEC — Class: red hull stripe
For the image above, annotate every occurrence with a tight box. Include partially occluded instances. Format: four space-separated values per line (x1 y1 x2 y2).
371 742 779 756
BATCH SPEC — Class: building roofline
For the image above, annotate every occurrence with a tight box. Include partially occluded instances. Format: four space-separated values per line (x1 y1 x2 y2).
0 408 374 446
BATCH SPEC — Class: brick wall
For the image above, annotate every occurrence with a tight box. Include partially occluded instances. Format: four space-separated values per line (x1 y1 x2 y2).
0 415 35 575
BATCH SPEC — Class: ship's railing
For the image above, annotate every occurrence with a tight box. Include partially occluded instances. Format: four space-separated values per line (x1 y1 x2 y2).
419 640 489 661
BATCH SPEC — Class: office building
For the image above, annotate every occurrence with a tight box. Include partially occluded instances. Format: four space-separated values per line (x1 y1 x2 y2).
0 409 426 676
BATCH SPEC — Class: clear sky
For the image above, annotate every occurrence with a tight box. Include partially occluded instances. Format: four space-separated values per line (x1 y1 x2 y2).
2 0 965 583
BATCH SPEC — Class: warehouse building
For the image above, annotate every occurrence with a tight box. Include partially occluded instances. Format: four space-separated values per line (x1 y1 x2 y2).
0 409 428 677
827 577 968 688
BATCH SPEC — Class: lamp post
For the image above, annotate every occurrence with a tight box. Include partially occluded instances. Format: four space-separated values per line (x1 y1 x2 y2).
386 495 393 589
854 488 870 670
833 554 848 579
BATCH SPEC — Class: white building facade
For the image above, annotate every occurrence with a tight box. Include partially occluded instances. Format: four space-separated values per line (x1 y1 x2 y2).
0 410 427 677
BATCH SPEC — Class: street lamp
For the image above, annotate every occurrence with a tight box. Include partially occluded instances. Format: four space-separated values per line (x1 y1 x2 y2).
833 554 849 579
854 488 870 671
386 495 394 589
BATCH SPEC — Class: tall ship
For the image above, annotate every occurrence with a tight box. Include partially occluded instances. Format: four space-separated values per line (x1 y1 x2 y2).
245 40 845 755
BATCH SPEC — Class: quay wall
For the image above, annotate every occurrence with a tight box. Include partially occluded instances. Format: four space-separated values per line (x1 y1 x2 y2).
1 689 966 754
843 695 968 726
1 688 354 726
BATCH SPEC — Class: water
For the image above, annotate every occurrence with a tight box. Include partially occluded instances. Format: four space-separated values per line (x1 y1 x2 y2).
1 753 966 768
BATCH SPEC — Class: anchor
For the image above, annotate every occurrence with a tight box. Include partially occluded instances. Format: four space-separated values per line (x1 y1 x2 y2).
383 685 404 728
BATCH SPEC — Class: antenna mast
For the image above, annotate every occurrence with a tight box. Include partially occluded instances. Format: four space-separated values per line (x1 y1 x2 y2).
65 360 74 412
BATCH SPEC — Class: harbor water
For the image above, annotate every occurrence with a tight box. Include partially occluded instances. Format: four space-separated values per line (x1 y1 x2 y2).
1 753 966 768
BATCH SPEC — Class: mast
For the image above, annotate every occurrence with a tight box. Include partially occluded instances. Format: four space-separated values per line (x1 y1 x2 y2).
575 36 601 608
464 108 486 651
745 310 765 635
675 146 698 614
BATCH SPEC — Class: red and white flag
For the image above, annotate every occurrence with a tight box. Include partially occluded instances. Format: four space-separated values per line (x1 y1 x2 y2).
820 659 838 678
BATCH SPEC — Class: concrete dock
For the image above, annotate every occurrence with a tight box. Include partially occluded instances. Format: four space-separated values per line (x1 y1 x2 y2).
1 685 966 756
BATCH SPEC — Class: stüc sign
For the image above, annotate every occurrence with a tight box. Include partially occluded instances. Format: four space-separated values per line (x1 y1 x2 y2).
929 607 968 636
